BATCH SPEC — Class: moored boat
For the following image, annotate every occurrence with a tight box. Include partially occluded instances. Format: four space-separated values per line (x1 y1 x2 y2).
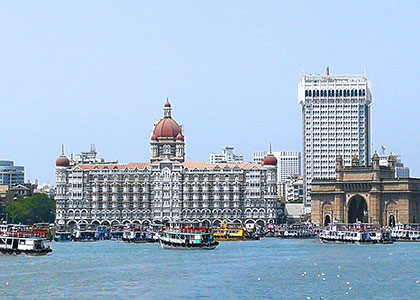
54 225 72 242
72 224 98 242
122 225 151 243
391 223 420 242
158 222 219 250
319 223 393 244
213 221 258 241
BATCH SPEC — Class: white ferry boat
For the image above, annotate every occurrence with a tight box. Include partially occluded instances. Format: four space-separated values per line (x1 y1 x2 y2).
391 223 420 242
72 224 98 242
319 223 393 244
158 222 219 250
122 225 151 243
54 226 72 242
0 235 52 255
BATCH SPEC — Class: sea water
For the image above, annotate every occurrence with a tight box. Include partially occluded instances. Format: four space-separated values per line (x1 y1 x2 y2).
0 239 419 299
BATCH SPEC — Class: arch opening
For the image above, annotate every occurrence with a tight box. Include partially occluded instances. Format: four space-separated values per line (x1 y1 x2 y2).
324 215 331 226
389 215 396 227
348 195 368 223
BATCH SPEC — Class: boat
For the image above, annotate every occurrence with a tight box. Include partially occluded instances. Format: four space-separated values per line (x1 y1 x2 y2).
319 223 393 244
278 223 317 239
122 225 152 243
54 225 72 242
158 222 219 250
32 223 53 241
213 221 258 241
109 224 125 240
72 224 98 242
0 234 52 255
391 223 420 242
96 226 110 240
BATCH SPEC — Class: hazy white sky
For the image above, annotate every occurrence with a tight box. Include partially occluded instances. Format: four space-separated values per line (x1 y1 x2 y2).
1 1 420 183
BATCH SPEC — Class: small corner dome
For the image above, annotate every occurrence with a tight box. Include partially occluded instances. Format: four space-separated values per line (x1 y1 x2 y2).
263 154 277 166
56 155 70 167
373 152 379 159
176 133 184 141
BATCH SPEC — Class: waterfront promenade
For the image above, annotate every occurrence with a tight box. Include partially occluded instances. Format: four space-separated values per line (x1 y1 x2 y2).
1 239 419 299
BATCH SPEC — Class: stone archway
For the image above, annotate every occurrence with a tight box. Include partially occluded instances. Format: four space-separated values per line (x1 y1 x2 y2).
324 215 331 226
348 195 368 223
389 215 396 227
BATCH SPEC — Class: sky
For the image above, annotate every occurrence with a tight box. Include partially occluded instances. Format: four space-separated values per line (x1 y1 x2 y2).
1 1 420 184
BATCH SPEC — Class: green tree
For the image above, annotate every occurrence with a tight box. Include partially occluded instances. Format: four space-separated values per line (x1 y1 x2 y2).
5 194 55 224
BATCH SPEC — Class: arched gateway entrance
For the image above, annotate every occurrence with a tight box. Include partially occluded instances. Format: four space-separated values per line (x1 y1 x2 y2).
348 195 368 223
324 215 331 225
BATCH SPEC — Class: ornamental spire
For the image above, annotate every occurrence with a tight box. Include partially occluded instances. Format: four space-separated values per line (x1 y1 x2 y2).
163 98 172 118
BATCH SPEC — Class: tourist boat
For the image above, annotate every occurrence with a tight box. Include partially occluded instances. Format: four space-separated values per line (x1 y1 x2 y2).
0 234 52 255
54 226 72 242
278 223 317 239
72 224 98 242
32 223 53 241
391 223 420 242
109 224 125 240
213 221 258 241
158 222 219 250
319 223 393 244
122 225 152 243
96 226 110 240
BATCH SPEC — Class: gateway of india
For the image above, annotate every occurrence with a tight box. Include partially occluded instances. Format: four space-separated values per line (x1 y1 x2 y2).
55 101 281 227
311 154 420 227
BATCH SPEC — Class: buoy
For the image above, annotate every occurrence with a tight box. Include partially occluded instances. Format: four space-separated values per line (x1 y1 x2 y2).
345 292 349 295
302 273 305 277
314 263 317 266
257 278 261 281
346 281 350 285
337 275 340 278
416 280 419 284
389 253 392 256
306 297 311 299
338 266 341 269
317 274 321 278
6 282 9 286
349 287 353 291
322 278 326 281
368 257 371 259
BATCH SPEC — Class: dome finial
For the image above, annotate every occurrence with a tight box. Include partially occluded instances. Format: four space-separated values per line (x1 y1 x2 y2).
163 98 172 117
61 144 65 155
269 142 272 154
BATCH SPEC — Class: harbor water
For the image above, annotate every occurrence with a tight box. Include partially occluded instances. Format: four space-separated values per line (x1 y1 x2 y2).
1 239 419 299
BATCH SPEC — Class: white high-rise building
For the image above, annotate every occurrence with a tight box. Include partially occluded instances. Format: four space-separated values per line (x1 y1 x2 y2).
377 151 410 178
209 146 244 164
253 151 301 183
298 70 372 212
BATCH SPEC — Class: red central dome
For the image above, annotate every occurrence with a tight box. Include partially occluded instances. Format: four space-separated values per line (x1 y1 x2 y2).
153 117 182 138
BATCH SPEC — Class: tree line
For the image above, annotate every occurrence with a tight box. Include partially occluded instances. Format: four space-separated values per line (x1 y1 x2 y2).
4 194 55 225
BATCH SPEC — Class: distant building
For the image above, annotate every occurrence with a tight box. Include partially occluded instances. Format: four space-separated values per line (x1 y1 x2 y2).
253 151 301 183
299 70 372 212
282 175 304 203
72 144 118 165
311 153 420 226
377 152 410 178
209 146 244 164
0 160 24 188
10 183 36 198
55 101 280 227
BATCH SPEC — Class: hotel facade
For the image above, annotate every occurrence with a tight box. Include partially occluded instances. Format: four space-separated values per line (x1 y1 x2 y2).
55 101 281 227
